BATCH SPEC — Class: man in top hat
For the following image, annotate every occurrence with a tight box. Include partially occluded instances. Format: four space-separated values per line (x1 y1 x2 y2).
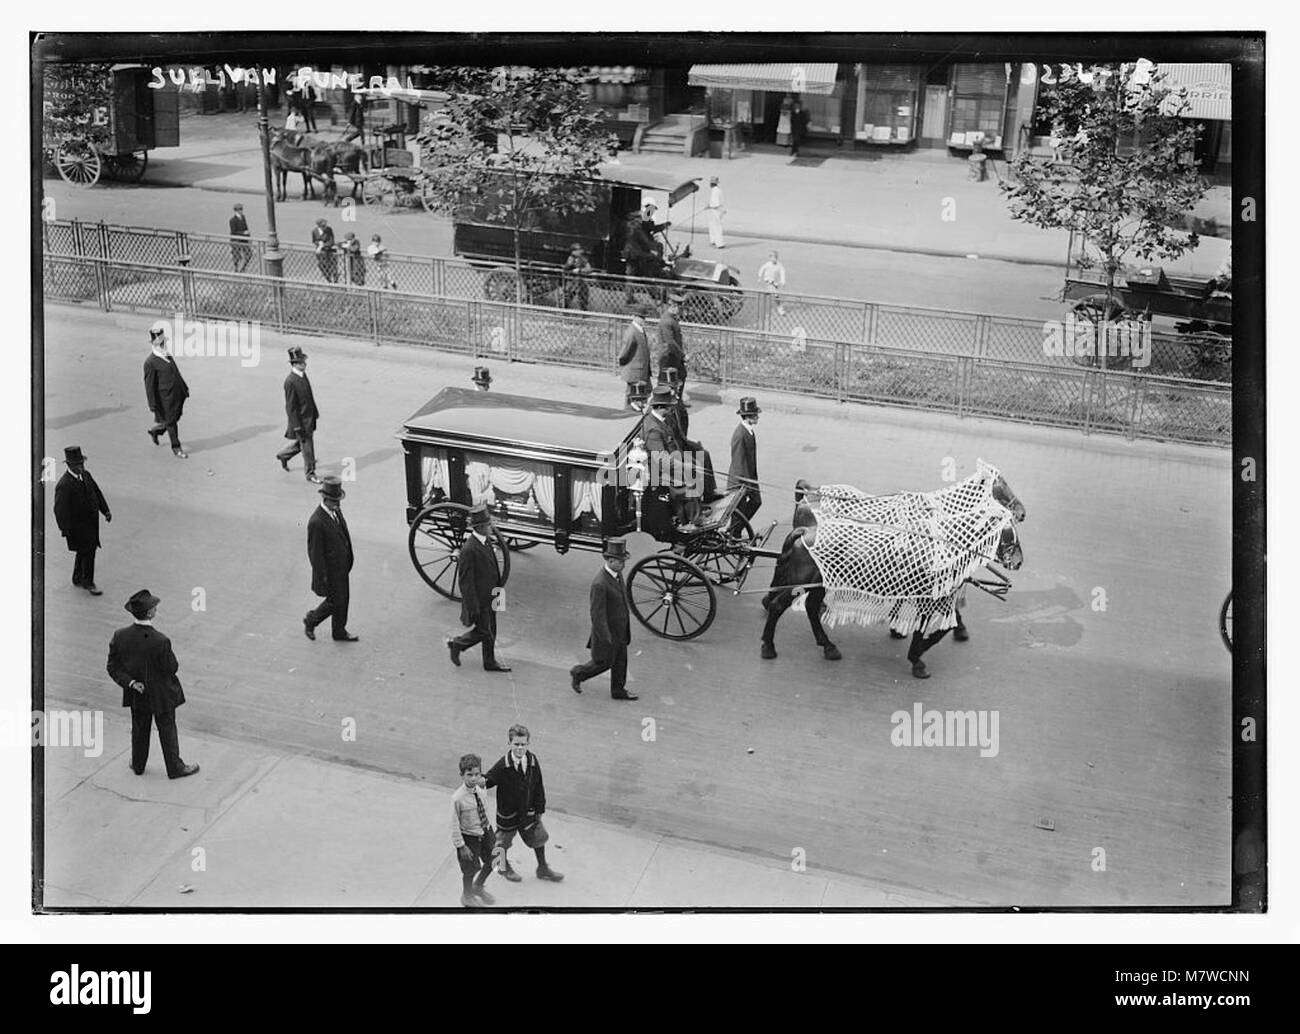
448 505 511 672
277 346 321 483
106 590 200 779
618 304 653 409
145 327 190 459
472 366 492 391
53 445 111 595
641 383 699 530
569 539 637 700
229 202 252 273
728 397 763 524
304 476 358 642
655 292 687 393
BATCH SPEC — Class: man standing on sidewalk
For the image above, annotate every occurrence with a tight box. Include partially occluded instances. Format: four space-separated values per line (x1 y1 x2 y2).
144 327 190 459
447 505 511 672
304 476 359 643
570 539 637 701
229 203 252 273
107 590 200 780
706 176 726 248
312 218 338 283
53 445 111 596
277 346 321 483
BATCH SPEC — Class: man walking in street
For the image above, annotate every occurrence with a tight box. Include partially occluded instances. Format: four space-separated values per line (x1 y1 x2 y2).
706 176 726 248
728 397 763 524
144 326 190 459
312 218 338 283
229 203 252 273
655 292 687 394
448 504 511 672
277 346 321 483
570 539 637 701
106 589 200 779
304 476 359 643
618 304 652 409
53 445 111 596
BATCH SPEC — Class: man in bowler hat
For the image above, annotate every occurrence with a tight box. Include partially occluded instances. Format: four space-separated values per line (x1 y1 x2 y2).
728 397 763 524
277 346 322 483
106 590 200 779
570 539 637 700
145 327 190 458
53 445 111 595
448 505 511 672
618 304 653 409
304 476 358 642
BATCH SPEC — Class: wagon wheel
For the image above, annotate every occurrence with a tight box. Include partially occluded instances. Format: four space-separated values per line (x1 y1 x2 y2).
483 268 523 304
682 511 756 585
505 537 539 552
361 173 397 210
1070 293 1146 370
54 139 102 187
418 174 438 213
104 149 148 183
1187 331 1232 379
408 501 511 601
626 552 717 640
1219 591 1233 653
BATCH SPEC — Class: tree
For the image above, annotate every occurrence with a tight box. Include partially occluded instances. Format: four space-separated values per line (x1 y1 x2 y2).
417 67 618 303
1001 61 1210 361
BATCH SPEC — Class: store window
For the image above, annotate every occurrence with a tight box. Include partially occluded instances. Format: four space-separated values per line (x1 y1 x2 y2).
856 65 923 143
801 88 842 136
949 64 1010 149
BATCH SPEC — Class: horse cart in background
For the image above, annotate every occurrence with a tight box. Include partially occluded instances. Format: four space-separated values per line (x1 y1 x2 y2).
42 63 179 187
351 86 444 212
398 387 781 640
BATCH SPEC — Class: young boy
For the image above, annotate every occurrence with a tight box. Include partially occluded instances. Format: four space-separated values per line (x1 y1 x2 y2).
367 234 397 290
757 250 787 316
484 725 563 883
451 753 497 907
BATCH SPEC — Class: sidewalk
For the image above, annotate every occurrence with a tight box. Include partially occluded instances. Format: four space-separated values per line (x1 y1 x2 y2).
42 704 948 909
145 111 1228 272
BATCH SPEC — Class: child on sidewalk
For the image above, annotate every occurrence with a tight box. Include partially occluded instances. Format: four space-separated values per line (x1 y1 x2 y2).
484 724 564 883
757 250 787 316
451 753 497 907
367 234 397 290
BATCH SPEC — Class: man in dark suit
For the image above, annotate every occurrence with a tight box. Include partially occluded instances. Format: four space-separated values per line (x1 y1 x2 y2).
106 589 200 779
144 327 190 459
312 218 338 283
569 539 637 701
276 346 322 483
641 384 701 530
655 292 687 393
229 203 252 272
53 445 111 595
728 396 763 524
618 304 652 409
304 476 358 642
448 504 510 672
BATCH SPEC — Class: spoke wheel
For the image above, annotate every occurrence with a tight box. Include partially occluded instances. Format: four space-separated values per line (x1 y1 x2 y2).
55 139 102 187
683 511 755 585
626 552 717 641
408 501 511 601
483 268 522 304
419 175 437 213
505 537 539 552
362 173 397 210
1070 293 1144 370
108 149 148 183
1219 591 1233 653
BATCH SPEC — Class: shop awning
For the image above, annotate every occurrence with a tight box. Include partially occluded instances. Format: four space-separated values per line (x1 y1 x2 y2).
688 63 838 96
1156 63 1231 121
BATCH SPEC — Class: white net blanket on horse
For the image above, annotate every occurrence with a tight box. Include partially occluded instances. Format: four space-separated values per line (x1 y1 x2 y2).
806 460 1011 634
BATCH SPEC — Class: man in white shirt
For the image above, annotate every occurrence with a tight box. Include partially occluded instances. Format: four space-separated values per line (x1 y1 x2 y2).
706 176 726 248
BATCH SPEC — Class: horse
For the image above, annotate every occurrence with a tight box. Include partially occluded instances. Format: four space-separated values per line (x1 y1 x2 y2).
760 470 1026 679
269 131 364 205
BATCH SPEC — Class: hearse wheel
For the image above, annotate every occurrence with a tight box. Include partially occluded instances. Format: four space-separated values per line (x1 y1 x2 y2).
626 552 717 640
408 501 511 601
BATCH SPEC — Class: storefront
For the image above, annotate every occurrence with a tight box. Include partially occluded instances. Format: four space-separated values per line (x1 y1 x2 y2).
688 63 840 150
946 63 1014 152
1156 63 1231 174
852 64 924 146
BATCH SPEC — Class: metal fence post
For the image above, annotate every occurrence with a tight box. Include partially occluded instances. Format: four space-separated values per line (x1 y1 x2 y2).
177 252 195 315
973 314 990 358
177 231 190 265
96 221 110 261
93 258 110 312
836 341 847 403
432 257 445 297
70 219 84 258
368 288 381 345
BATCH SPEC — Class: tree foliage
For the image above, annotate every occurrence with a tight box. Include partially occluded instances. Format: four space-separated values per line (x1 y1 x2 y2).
1001 62 1209 280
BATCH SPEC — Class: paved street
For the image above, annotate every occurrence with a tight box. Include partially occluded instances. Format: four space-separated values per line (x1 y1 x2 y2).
41 304 1231 907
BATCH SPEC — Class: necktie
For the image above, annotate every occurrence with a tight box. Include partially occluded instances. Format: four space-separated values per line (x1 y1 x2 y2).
473 788 490 833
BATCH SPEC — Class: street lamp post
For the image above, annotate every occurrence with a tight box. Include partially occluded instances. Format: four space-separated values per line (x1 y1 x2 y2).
257 80 284 278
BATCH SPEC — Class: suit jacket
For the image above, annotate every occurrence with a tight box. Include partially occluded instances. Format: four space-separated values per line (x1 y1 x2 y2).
484 751 546 829
307 505 353 598
655 311 686 376
229 213 249 238
586 568 630 660
283 372 320 438
53 469 110 552
457 532 501 625
618 323 651 385
640 411 681 460
311 225 336 252
728 423 761 506
143 353 189 422
107 623 186 715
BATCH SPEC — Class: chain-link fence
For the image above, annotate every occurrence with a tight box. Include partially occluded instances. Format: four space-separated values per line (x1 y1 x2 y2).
42 254 1230 447
44 219 1231 383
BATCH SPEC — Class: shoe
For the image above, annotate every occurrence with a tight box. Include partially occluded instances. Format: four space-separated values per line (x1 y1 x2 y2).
169 762 200 779
447 640 462 667
498 866 522 883
953 626 970 643
303 613 316 640
461 892 482 909
85 583 103 596
147 428 161 446
761 642 777 660
611 690 639 701
889 629 906 640
173 449 190 459
306 473 322 484
473 885 497 906
570 667 582 693
483 663 512 673
911 661 931 680
279 456 290 472
129 763 143 776
823 643 843 661
536 866 564 882
333 632 360 642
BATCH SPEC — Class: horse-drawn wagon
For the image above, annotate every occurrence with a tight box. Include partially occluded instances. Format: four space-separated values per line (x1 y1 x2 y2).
42 63 179 187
